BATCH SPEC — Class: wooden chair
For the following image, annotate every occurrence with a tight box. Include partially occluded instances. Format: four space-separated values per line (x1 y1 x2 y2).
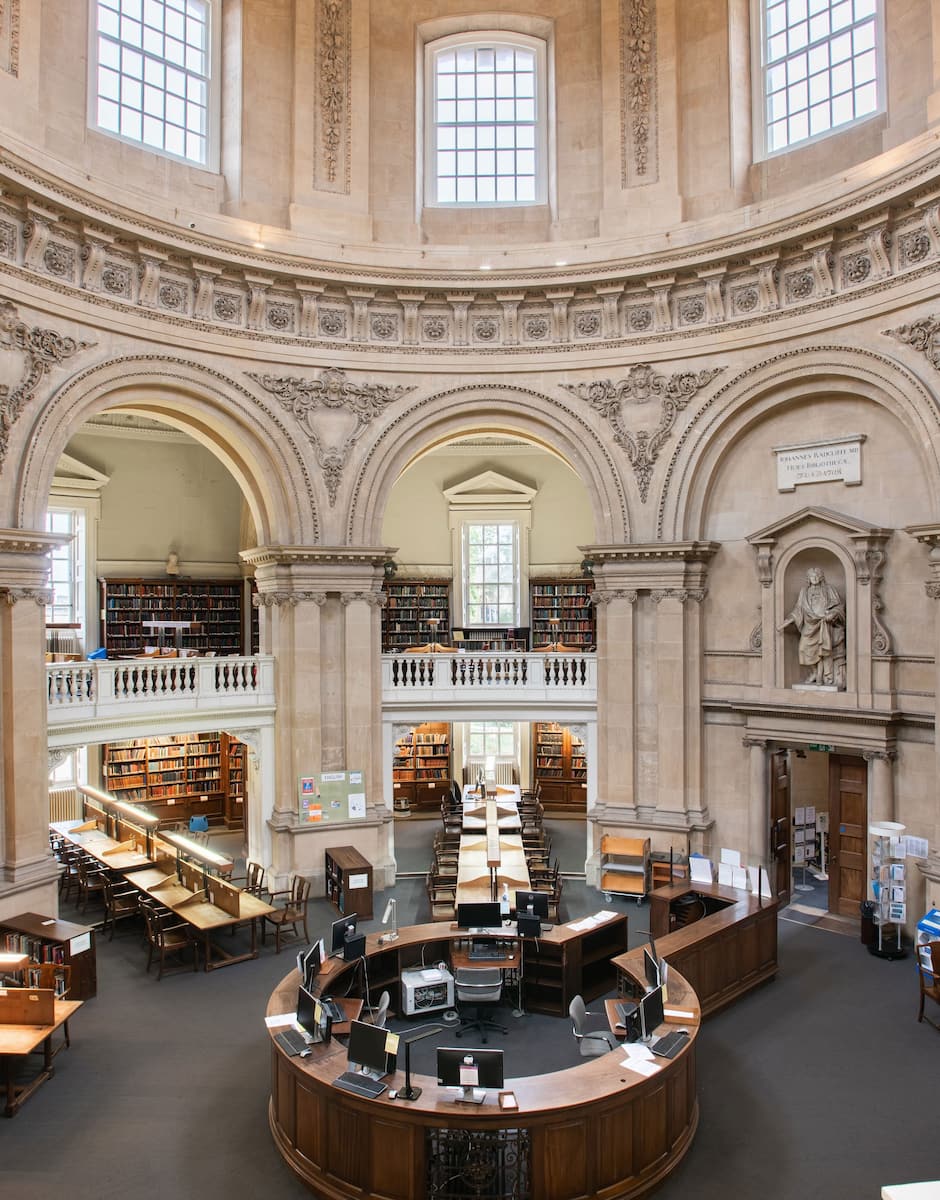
58 844 82 903
261 875 311 953
77 855 109 913
143 905 198 979
426 872 456 921
918 940 940 1030
103 876 140 940
232 860 268 898
34 963 72 1056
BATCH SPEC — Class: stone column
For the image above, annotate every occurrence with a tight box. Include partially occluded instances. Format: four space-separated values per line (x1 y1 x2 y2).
904 524 940 823
743 736 769 865
592 587 637 818
0 530 65 918
864 750 896 827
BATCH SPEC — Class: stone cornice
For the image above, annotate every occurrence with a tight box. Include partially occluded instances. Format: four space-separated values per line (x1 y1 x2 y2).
0 528 63 556
240 545 394 569
585 541 720 564
2 147 940 356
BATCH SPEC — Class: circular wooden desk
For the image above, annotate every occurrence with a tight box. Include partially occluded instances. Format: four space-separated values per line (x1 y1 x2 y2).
267 924 700 1200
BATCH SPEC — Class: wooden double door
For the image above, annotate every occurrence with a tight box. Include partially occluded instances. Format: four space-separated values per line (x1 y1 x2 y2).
769 750 867 916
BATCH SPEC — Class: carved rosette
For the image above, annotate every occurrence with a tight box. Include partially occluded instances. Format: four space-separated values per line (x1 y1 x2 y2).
561 363 723 502
314 0 351 194
247 367 414 507
0 301 93 473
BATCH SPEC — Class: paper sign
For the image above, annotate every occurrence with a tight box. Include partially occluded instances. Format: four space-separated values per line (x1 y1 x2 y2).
689 856 713 884
794 808 806 826
732 867 748 890
348 873 369 890
720 848 741 867
794 845 805 864
805 806 816 824
347 792 366 820
384 1032 400 1055
69 933 91 954
718 862 733 886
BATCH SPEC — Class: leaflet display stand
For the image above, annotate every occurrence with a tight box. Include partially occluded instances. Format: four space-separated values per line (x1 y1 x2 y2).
792 807 817 893
869 822 908 960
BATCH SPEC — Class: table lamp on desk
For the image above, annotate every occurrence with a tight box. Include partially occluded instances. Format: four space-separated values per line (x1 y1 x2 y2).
394 1023 444 1102
379 898 398 943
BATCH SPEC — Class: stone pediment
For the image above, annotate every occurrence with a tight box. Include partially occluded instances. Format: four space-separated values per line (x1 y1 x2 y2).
443 470 537 508
52 452 111 493
746 506 890 546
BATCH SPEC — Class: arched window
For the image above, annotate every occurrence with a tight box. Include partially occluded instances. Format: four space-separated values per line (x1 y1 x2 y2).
424 32 548 206
89 0 218 168
758 0 883 156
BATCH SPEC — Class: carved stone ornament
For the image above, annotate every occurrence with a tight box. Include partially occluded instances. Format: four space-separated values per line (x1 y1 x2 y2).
0 300 93 473
252 590 328 608
1 586 53 605
340 590 384 608
247 366 415 506
620 0 657 184
0 0 20 77
562 363 723 502
315 0 351 193
886 313 940 372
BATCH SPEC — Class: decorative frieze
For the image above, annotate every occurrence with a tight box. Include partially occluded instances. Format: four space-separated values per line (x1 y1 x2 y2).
314 0 351 193
0 0 20 77
0 300 93 473
246 367 414 507
561 363 723 502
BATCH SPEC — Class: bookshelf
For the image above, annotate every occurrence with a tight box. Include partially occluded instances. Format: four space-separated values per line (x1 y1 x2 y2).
102 731 247 828
532 721 588 811
381 579 450 652
529 579 596 650
600 836 650 903
393 721 452 812
325 846 374 919
451 626 529 651
99 577 255 656
0 912 97 1000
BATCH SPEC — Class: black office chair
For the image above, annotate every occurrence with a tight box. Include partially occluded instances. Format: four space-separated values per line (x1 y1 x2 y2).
454 966 507 1043
569 994 618 1057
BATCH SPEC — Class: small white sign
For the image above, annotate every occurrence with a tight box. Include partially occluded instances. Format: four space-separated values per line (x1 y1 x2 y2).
348 872 369 890
774 435 864 491
69 933 91 954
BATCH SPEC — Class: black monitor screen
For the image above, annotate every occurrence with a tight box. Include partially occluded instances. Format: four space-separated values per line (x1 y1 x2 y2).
456 901 502 930
298 939 323 991
640 984 665 1041
514 890 549 920
330 913 358 955
296 986 331 1044
436 1047 505 1090
643 947 661 991
347 1019 392 1078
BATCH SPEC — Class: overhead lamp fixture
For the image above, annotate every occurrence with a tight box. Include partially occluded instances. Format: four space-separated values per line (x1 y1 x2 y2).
379 897 398 944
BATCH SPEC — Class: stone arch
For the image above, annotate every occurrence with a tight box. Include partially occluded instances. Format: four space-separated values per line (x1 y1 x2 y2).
346 382 630 546
657 347 940 542
14 355 319 544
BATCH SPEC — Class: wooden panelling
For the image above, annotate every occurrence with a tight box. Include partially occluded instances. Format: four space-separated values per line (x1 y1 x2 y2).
539 1119 591 1200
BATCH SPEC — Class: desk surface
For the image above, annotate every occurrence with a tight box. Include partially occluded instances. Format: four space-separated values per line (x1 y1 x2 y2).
52 818 155 873
455 833 530 906
0 999 82 1055
128 868 273 930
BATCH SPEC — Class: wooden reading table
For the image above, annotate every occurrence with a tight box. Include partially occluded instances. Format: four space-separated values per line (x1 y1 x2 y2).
52 817 156 874
0 988 82 1116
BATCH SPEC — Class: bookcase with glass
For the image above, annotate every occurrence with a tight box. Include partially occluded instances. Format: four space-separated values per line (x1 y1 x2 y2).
102 731 247 828
532 721 587 811
381 580 451 652
99 577 253 656
392 722 452 811
530 579 596 650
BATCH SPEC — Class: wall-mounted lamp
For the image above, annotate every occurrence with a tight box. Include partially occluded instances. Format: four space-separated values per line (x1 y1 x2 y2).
379 897 398 943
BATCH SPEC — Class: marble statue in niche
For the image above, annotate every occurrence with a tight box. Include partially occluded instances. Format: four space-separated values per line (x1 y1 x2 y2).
778 567 846 690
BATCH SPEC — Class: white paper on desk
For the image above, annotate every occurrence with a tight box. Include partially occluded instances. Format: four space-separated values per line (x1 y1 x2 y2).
748 865 773 898
623 1058 662 1078
689 857 713 884
622 1043 654 1061
717 862 733 886
265 1013 295 1028
594 910 617 922
732 867 748 890
567 917 598 932
720 848 741 867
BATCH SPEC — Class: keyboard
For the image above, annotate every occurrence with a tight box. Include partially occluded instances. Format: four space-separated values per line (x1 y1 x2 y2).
651 1030 690 1059
468 941 509 961
333 1071 387 1099
275 1028 312 1057
320 997 346 1023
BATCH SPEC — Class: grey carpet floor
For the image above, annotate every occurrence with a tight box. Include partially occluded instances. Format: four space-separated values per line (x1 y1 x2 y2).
2 833 936 1199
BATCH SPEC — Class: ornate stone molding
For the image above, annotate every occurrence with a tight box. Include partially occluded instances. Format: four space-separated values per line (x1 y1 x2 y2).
0 0 20 77
561 365 723 502
862 748 897 763
1 585 52 604
314 0 351 194
926 581 940 600
0 301 93 473
620 0 657 185
591 588 638 606
241 545 393 570
252 590 330 608
885 313 940 370
650 587 705 604
246 368 414 506
741 736 769 750
340 590 384 608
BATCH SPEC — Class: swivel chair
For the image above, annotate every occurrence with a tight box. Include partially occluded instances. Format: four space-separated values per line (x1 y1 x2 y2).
454 966 507 1044
569 994 618 1056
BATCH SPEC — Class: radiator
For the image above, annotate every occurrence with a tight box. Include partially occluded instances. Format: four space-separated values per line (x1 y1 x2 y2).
49 787 80 822
464 762 518 785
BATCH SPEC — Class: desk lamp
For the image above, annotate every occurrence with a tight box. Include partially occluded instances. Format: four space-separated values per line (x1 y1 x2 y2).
395 1023 444 1102
379 898 398 943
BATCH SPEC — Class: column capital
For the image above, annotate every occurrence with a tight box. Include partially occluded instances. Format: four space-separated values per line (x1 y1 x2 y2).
742 736 769 749
862 748 897 763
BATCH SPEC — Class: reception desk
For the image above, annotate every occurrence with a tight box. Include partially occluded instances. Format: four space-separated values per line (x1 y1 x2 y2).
267 923 700 1200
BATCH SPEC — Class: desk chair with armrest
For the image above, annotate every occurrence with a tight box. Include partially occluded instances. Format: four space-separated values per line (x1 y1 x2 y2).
918 940 940 1030
143 905 199 980
231 860 268 899
261 875 311 953
365 990 390 1029
454 967 507 1044
103 875 141 940
33 964 72 1056
569 994 618 1056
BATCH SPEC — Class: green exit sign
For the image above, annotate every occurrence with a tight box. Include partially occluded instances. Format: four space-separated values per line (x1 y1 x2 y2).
808 743 835 752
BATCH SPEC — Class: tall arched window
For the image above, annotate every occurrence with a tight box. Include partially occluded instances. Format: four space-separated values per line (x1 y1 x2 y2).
758 0 883 156
424 32 548 206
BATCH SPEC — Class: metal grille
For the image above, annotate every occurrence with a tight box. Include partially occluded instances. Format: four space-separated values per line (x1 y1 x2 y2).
426 1127 530 1199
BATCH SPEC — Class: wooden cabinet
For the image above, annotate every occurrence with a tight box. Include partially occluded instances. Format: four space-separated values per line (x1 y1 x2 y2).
381 579 450 652
393 722 452 812
532 721 587 811
102 731 246 828
522 914 628 1015
0 912 97 1000
529 578 595 650
99 577 254 656
325 846 374 919
600 835 650 902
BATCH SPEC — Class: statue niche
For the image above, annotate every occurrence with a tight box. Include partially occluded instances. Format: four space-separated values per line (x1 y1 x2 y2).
778 566 846 689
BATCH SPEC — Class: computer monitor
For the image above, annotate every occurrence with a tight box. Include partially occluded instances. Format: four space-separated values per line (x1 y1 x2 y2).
297 938 324 992
643 947 661 991
330 914 358 956
436 1046 505 1104
639 984 665 1043
346 1018 394 1081
296 985 332 1044
514 890 550 921
516 912 541 938
456 901 502 931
